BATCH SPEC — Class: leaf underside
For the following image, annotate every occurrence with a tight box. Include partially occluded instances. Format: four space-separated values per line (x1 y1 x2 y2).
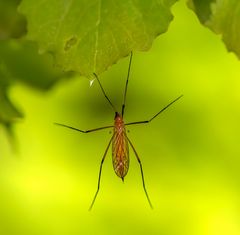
19 0 178 77
188 0 240 58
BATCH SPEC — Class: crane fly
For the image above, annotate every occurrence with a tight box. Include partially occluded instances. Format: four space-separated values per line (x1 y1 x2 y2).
55 52 183 210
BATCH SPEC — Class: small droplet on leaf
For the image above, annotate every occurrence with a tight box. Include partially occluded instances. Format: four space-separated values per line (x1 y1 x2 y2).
89 79 95 87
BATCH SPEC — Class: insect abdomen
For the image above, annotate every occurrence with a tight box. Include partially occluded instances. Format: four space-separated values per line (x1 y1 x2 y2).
112 114 129 180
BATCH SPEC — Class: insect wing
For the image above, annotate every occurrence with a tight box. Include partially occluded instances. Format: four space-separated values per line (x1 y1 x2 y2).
112 130 129 178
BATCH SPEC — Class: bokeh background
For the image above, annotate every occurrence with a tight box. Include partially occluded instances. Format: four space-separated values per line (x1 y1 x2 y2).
1 1 240 235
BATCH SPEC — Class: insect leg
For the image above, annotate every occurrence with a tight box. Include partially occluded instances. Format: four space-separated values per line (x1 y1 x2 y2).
122 51 133 117
127 136 153 209
89 136 113 211
125 95 183 126
54 123 113 133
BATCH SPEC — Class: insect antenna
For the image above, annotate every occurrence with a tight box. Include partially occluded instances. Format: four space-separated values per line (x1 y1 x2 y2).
93 73 117 113
122 52 133 117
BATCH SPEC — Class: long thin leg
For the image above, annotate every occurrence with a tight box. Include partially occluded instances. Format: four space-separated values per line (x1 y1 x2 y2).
122 52 133 117
127 136 153 209
54 123 113 133
125 95 183 126
93 73 117 113
89 136 113 211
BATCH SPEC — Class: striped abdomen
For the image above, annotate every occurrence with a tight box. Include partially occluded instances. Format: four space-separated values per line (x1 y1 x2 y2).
112 113 129 180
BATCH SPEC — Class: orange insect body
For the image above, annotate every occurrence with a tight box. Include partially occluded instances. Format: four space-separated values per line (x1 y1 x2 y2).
112 112 129 181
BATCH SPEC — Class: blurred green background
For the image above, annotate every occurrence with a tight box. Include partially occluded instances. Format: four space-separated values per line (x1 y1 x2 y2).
1 1 240 235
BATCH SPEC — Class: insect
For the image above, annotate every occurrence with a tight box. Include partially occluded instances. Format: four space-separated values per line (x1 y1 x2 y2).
55 52 183 210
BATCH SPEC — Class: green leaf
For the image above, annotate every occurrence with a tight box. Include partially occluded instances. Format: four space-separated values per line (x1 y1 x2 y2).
0 51 22 126
0 0 26 39
19 0 177 77
0 40 70 90
0 86 22 125
0 39 72 127
188 0 240 58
